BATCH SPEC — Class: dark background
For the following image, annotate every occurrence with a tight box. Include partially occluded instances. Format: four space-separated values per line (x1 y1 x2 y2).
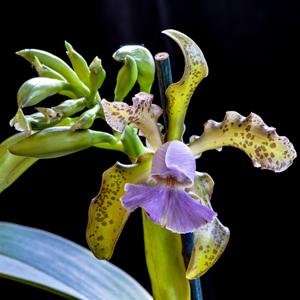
0 0 299 299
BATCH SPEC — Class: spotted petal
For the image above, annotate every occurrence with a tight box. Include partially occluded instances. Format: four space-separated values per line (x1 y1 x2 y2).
162 29 208 140
189 111 297 172
186 172 230 279
86 154 152 259
102 92 162 149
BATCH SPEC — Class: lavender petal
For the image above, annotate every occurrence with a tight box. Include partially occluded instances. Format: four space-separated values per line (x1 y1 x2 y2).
151 141 196 186
155 188 216 233
165 141 195 185
121 183 157 212
151 142 170 177
122 182 216 234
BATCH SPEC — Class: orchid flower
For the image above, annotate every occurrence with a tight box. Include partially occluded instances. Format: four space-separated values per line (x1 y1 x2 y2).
86 30 296 300
122 140 216 233
2 30 295 300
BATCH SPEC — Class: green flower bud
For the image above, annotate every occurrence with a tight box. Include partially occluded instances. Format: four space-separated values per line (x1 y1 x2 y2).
65 41 91 87
9 126 117 158
113 45 155 93
17 77 70 108
16 48 90 96
32 56 66 81
35 107 62 121
28 112 61 130
71 103 101 131
59 90 78 99
114 55 138 101
37 97 86 121
89 56 106 92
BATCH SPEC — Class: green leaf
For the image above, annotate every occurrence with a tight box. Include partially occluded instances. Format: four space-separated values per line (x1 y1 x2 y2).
0 134 37 193
186 172 229 279
0 222 152 300
162 29 208 141
86 154 152 259
188 111 297 172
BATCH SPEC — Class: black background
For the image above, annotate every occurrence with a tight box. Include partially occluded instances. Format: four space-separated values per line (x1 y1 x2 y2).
0 0 299 299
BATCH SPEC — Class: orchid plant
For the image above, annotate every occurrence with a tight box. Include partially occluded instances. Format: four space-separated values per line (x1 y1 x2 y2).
0 30 296 300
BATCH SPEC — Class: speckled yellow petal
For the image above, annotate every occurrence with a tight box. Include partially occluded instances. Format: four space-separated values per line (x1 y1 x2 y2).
86 154 152 260
102 92 162 149
186 172 229 279
162 29 208 141
189 111 297 172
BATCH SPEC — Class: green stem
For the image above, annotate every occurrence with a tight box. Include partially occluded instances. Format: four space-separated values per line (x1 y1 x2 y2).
155 52 203 300
142 211 190 300
121 126 146 160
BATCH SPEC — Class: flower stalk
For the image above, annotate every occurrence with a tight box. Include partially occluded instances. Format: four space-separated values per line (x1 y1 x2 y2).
154 52 203 299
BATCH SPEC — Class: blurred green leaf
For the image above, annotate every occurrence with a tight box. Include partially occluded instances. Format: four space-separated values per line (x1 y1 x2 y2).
0 222 152 300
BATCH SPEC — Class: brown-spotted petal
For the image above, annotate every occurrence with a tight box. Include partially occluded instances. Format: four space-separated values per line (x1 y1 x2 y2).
162 29 208 141
186 172 230 279
86 154 152 260
102 92 162 150
189 111 297 172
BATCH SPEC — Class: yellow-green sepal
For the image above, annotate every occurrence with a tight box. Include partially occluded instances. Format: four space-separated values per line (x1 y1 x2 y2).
86 154 152 259
162 29 208 141
188 111 297 172
186 172 229 279
142 211 190 300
